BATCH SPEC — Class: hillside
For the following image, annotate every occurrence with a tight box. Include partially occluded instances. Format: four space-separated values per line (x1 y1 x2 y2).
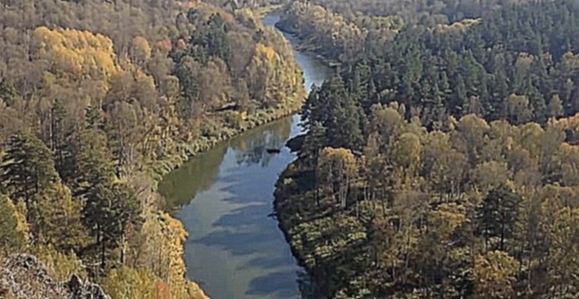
274 0 579 298
0 0 305 297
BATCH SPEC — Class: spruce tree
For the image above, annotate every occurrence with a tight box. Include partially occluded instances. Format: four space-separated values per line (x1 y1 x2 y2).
476 184 521 251
0 130 58 228
68 128 116 198
82 181 142 269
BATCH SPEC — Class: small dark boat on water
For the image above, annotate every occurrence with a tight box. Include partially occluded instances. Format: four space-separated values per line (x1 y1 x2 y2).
266 148 281 154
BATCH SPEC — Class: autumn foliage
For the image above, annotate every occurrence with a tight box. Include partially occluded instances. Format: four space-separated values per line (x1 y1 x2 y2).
0 0 306 298
32 27 118 79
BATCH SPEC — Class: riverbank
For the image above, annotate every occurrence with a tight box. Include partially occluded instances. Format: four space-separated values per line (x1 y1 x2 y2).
159 12 333 298
154 11 334 192
151 96 305 189
273 161 331 297
273 22 341 69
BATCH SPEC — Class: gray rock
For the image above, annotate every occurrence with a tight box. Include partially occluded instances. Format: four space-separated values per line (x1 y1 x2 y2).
65 273 111 299
0 253 111 299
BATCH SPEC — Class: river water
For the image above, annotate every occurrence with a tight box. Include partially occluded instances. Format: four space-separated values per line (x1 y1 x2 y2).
158 14 332 299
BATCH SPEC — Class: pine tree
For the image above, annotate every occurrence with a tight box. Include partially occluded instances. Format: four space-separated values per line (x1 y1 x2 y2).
85 105 105 131
476 184 521 251
82 181 142 269
48 100 79 185
0 130 58 230
68 128 116 198
0 79 19 107
327 94 365 151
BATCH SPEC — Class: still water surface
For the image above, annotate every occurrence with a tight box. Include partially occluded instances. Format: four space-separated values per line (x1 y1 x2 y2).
158 14 332 299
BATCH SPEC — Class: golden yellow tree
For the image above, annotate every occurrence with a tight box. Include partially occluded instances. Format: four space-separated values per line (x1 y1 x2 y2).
317 147 358 208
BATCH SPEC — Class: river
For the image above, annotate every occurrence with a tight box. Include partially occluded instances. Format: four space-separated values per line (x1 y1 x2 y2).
158 14 332 299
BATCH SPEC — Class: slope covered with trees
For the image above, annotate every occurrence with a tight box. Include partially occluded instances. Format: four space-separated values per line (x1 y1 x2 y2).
275 0 539 64
0 0 305 297
274 0 579 298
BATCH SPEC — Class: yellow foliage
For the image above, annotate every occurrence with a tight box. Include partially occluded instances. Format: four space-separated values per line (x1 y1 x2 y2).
158 213 188 295
554 113 579 130
434 18 481 33
32 26 118 80
100 266 158 299
12 200 30 242
473 251 518 299
255 43 277 61
35 183 89 251
318 147 358 174
130 36 152 64
155 213 209 299
133 212 207 299
28 246 86 282
428 203 466 239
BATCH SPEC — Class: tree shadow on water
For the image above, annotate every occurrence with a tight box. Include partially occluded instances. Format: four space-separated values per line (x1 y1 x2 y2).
246 269 322 299
190 166 304 298
188 142 291 254
192 188 282 256
246 269 301 298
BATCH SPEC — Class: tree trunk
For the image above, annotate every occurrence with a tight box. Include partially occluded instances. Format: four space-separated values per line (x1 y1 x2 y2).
100 237 106 271
120 232 126 265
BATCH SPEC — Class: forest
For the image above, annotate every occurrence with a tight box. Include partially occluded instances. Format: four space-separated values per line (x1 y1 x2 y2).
0 0 305 297
274 0 579 298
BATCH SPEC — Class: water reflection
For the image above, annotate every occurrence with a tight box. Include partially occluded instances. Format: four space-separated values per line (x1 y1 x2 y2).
159 145 228 208
231 117 292 167
169 115 304 299
159 116 293 209
159 12 333 299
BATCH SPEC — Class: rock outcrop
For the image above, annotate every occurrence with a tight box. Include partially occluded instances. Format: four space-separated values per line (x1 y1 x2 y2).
0 254 111 299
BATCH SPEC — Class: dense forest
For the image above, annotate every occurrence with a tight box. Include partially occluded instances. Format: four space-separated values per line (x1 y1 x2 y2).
274 0 579 298
279 0 579 126
275 0 543 64
0 0 305 297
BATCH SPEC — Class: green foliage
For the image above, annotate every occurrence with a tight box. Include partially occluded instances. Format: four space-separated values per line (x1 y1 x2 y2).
0 130 58 203
475 184 521 251
0 130 59 239
82 181 142 268
35 183 89 253
276 105 579 297
0 0 305 298
282 0 579 125
68 128 116 198
28 246 87 282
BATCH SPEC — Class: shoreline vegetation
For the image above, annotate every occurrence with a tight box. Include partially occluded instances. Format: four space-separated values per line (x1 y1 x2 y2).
0 0 306 297
272 0 579 297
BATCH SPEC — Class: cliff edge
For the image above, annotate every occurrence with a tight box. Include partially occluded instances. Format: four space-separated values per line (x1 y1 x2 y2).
0 254 110 299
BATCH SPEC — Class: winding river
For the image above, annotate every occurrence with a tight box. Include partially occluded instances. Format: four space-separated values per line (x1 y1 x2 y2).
158 14 332 299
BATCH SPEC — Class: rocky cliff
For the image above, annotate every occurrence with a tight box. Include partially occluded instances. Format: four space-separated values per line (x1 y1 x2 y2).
0 254 110 299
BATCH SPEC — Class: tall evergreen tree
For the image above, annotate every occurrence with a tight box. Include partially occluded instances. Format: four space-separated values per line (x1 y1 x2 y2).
327 94 365 151
82 181 142 269
67 128 116 198
0 130 58 228
476 184 522 251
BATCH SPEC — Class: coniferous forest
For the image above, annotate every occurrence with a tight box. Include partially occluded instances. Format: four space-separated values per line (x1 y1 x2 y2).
274 0 579 298
0 0 305 297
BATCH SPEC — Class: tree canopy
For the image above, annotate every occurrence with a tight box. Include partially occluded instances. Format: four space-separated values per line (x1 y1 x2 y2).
274 0 579 297
0 0 306 297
